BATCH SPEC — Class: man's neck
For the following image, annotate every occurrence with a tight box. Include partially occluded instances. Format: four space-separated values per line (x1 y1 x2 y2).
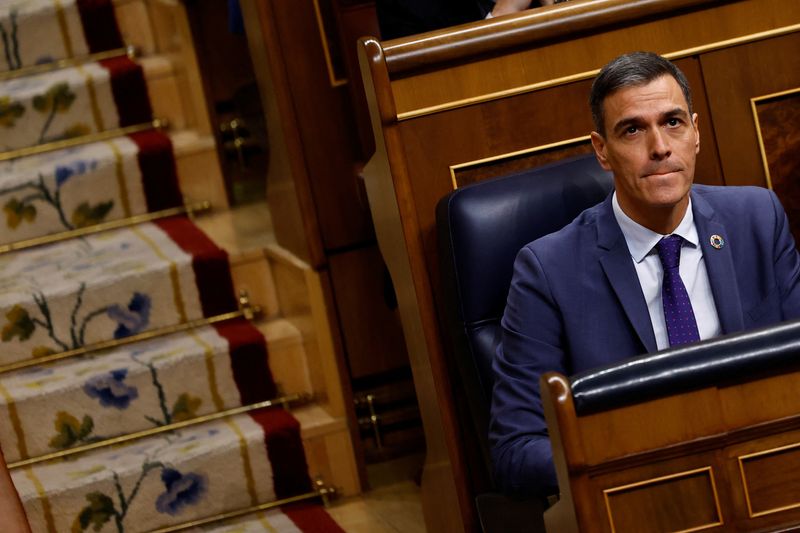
618 196 690 235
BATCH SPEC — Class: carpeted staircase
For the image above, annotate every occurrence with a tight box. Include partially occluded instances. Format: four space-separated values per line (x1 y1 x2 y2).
0 1 349 531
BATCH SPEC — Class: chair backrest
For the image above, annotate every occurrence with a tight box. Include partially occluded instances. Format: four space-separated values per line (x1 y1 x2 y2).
436 153 614 477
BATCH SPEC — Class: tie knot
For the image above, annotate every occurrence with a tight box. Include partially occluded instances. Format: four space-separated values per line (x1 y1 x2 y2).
656 234 683 269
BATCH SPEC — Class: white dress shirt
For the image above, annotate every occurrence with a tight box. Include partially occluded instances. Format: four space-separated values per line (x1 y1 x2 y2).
612 193 721 350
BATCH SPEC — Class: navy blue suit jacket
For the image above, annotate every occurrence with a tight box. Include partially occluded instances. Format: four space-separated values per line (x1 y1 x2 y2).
490 184 800 495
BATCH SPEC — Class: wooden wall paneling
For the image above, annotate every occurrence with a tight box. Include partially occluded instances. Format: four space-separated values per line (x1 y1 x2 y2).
241 0 324 266
699 32 800 188
328 245 409 380
332 0 379 161
752 89 800 244
271 0 374 251
360 38 473 532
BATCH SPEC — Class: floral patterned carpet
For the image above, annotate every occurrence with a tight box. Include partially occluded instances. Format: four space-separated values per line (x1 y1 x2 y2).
0 1 343 531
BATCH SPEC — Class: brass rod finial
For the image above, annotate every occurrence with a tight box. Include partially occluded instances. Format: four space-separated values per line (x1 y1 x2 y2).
314 476 338 507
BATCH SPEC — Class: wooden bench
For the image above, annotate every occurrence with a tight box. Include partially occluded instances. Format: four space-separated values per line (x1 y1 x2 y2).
359 1 800 530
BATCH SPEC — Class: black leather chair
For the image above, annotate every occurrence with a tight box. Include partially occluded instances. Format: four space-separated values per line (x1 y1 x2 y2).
436 153 614 532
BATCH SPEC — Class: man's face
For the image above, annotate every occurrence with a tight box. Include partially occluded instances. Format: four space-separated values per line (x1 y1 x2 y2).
590 74 699 231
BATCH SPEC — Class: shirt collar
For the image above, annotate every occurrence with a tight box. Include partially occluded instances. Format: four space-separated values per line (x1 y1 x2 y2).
612 191 699 264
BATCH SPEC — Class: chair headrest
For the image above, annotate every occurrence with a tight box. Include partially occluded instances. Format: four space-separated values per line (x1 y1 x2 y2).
570 318 800 415
437 153 614 326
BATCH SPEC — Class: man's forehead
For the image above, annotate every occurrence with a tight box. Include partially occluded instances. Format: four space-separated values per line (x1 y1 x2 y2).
604 76 690 117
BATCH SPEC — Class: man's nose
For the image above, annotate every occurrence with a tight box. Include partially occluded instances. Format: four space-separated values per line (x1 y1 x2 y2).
648 128 671 160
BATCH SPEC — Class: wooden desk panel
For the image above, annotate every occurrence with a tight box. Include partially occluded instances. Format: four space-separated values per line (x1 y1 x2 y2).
386 0 800 121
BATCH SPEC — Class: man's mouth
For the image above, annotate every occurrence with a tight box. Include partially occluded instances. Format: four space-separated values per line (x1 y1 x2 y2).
642 167 682 178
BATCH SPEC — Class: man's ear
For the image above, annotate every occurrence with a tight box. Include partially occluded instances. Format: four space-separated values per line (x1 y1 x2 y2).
590 131 612 171
692 112 700 154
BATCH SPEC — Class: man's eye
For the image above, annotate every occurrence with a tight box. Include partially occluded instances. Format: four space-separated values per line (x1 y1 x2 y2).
667 118 681 127
625 126 638 135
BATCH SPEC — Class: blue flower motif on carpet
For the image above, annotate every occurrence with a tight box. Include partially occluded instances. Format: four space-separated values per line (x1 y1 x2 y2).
107 292 152 339
155 468 208 515
54 158 97 188
83 368 139 409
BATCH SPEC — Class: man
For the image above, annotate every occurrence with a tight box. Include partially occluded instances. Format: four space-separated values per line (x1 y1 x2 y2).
489 51 800 496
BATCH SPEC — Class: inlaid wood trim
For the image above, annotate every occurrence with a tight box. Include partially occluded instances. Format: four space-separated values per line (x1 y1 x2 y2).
312 0 348 87
449 135 591 189
603 466 723 533
750 86 800 191
738 440 800 518
395 23 800 121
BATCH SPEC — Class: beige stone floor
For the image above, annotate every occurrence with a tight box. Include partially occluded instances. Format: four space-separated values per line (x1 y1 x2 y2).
327 453 427 533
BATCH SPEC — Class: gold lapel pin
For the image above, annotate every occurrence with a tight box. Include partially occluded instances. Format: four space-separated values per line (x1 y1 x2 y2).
709 234 725 249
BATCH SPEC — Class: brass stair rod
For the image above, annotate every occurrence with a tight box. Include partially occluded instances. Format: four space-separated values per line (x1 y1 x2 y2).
8 392 313 470
0 46 136 82
0 119 165 162
0 304 260 375
148 478 337 533
0 200 212 254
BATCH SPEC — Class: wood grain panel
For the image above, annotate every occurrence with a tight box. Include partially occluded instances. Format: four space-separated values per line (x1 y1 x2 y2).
578 389 725 466
452 138 593 189
271 0 374 251
740 443 800 517
699 32 800 187
328 245 409 379
753 89 800 244
719 369 800 429
603 467 722 533
387 0 800 118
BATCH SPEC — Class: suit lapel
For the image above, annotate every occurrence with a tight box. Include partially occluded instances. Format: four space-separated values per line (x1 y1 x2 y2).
691 191 745 334
596 196 658 353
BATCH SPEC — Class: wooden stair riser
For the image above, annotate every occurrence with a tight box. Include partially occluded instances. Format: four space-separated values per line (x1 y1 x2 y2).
172 132 228 210
114 0 158 55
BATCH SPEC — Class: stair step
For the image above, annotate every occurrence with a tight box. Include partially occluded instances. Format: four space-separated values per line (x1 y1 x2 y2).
171 130 227 210
0 0 123 74
0 129 182 246
0 319 278 464
140 55 189 131
0 55 151 152
114 0 157 55
11 407 310 532
0 217 236 368
260 319 310 397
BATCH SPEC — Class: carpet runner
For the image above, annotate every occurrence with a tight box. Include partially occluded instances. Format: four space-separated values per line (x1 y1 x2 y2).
0 217 236 366
11 409 311 532
0 56 151 151
0 130 182 245
0 2 343 531
0 320 275 464
0 0 123 73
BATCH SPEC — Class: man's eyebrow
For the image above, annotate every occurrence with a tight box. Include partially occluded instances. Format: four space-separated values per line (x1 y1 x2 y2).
662 107 690 120
611 107 690 134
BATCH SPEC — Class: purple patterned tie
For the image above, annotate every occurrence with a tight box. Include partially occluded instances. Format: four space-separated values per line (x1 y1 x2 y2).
656 235 700 346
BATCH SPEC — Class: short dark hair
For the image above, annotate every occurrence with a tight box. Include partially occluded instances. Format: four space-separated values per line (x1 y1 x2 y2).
589 51 693 135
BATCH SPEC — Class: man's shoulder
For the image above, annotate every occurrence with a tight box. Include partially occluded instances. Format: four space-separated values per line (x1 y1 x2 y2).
692 184 773 206
692 184 777 222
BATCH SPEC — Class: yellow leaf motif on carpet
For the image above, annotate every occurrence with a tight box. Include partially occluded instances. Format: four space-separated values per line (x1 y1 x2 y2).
2 305 35 341
4 198 37 228
0 96 25 127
